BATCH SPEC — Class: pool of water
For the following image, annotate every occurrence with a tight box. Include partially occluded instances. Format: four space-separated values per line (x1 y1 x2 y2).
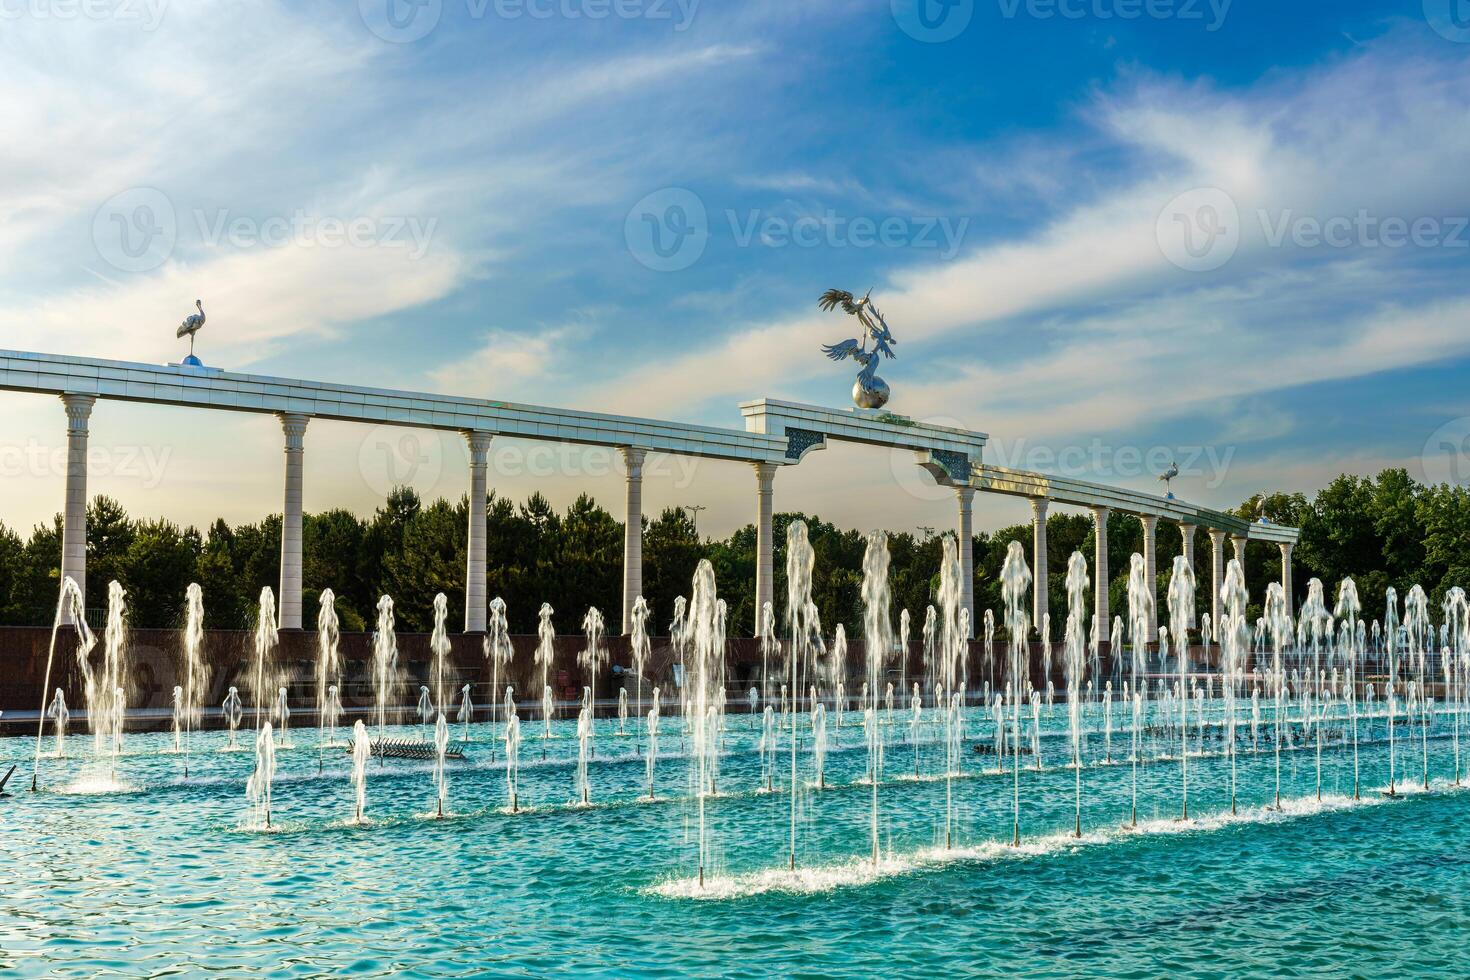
3 704 1467 977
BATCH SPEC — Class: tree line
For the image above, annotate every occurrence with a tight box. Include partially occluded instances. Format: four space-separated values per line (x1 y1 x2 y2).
0 468 1465 636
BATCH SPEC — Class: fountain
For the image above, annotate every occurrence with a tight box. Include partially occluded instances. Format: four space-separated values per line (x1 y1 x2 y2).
535 603 556 739
630 595 652 752
350 720 370 824
252 588 278 737
180 583 206 778
246 722 276 829
274 687 291 747
223 687 243 750
999 540 1032 846
432 713 450 817
486 596 512 733
373 595 399 743
646 687 661 800
1062 551 1089 837
505 710 521 812
784 521 819 870
76 581 130 781
580 607 607 710
315 589 341 748
1166 554 1195 820
1220 559 1248 813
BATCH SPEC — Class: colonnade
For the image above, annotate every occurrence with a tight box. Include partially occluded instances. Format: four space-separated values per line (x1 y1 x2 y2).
50 393 1296 642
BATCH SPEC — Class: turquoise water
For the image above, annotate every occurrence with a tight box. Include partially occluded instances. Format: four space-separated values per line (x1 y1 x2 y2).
3 705 1467 977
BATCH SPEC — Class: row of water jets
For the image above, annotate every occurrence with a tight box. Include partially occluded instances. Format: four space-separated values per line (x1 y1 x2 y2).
29 522 1470 888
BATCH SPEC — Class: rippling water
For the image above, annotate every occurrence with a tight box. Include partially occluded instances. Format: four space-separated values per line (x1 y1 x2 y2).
3 706 1467 977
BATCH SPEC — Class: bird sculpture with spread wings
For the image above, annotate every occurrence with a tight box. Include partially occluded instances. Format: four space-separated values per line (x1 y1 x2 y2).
818 288 897 409
177 299 206 363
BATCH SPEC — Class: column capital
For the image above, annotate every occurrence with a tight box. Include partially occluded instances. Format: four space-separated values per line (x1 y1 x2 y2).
1091 504 1111 523
463 429 494 465
1278 541 1294 556
276 412 310 450
1030 496 1049 520
1207 527 1227 545
955 485 976 505
753 461 778 487
620 446 647 478
1138 513 1159 530
1177 521 1198 540
61 393 96 433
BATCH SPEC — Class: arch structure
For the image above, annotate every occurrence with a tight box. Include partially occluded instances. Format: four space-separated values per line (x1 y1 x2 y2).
0 350 1298 639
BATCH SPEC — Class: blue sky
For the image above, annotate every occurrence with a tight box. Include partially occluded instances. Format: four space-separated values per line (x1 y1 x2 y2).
3 0 1469 538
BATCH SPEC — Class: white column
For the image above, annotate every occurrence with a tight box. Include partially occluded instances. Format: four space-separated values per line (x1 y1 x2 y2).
1232 534 1248 581
1279 541 1294 617
1208 529 1226 627
464 431 493 633
1030 497 1049 634
60 394 96 614
277 413 309 630
956 487 976 637
753 463 777 635
1092 506 1110 638
621 448 646 635
1139 514 1159 643
1178 523 1198 627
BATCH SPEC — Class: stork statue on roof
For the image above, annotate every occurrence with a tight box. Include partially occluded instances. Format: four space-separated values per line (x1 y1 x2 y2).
176 299 206 366
818 288 897 409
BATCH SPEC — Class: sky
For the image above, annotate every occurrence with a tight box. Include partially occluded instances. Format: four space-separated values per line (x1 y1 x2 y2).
3 0 1470 541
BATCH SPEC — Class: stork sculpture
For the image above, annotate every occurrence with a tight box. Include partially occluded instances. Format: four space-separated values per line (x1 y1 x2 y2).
818 288 897 409
177 300 206 364
1159 460 1180 499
